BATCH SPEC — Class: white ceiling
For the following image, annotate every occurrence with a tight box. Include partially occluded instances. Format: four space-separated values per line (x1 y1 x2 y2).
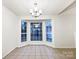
2 0 75 16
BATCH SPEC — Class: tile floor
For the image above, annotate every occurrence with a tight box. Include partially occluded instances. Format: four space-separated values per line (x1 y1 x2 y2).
3 45 76 59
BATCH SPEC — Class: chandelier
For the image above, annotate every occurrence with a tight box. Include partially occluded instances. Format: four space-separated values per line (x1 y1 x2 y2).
30 0 42 17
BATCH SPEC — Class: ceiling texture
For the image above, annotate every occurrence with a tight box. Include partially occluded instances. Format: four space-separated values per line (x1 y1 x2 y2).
2 0 75 16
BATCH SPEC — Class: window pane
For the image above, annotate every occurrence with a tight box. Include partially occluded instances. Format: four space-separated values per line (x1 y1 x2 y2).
21 34 27 42
21 20 27 33
31 22 42 41
21 20 27 42
46 20 52 42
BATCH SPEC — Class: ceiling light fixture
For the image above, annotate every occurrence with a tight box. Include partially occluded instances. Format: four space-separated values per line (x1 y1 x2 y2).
30 0 42 17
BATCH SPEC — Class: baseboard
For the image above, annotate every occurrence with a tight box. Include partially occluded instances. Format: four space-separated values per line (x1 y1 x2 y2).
2 47 18 58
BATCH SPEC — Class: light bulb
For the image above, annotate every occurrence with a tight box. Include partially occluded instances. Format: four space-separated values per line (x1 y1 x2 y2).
34 7 38 12
32 12 34 16
36 12 40 16
39 10 42 14
30 9 33 13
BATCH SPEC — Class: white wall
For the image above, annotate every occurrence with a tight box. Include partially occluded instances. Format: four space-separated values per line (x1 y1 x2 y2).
54 7 76 48
2 6 18 57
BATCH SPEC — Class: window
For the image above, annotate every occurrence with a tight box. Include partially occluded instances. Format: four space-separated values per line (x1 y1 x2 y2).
21 20 27 42
31 22 42 41
46 20 52 42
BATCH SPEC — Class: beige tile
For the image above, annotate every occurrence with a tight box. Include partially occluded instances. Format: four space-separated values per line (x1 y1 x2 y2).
29 53 36 55
16 56 28 59
40 50 47 55
16 56 23 59
41 56 48 59
36 52 41 55
36 56 42 59
3 56 17 59
48 55 55 59
21 56 29 59
3 45 76 59
28 55 35 59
